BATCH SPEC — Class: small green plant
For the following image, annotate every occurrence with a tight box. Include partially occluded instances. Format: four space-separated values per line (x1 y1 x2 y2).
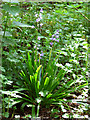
50 108 60 118
1 52 87 117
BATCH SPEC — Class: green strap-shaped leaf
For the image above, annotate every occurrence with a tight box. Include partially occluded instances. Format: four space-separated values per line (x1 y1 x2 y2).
32 105 35 117
27 52 33 75
21 102 29 112
44 77 49 86
29 75 32 83
36 65 42 73
20 71 31 92
18 92 34 103
57 69 65 80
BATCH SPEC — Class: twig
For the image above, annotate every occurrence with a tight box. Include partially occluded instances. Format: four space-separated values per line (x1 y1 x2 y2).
43 73 48 78
75 7 90 22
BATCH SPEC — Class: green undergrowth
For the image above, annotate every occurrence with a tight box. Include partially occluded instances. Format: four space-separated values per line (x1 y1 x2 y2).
0 2 89 119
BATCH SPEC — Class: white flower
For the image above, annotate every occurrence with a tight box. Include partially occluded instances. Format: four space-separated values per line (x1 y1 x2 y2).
31 25 35 28
36 18 41 22
56 63 64 69
36 98 41 103
39 91 44 96
35 14 38 17
65 63 72 67
15 115 20 118
27 104 32 107
84 115 88 118
40 23 43 26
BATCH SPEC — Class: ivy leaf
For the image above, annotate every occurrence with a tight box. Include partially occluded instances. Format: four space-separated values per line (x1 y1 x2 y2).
2 112 9 118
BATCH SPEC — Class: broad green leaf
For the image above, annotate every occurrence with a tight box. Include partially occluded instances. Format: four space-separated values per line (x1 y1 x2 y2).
0 31 12 36
0 66 5 72
2 112 9 118
2 38 16 46
3 4 20 16
13 21 35 28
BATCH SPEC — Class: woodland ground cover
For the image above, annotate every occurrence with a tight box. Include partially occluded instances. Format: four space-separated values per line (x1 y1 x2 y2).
0 2 89 120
